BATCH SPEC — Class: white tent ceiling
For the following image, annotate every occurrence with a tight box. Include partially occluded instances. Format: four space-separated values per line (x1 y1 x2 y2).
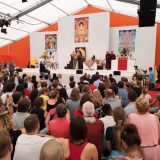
0 0 160 47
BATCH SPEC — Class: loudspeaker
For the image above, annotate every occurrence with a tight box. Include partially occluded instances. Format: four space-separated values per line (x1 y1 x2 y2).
138 0 157 27
76 70 83 74
97 66 103 70
16 68 23 72
113 71 121 76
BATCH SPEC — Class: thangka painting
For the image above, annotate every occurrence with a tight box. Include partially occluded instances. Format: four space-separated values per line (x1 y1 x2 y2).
75 17 89 43
45 34 57 54
118 30 136 56
75 47 86 59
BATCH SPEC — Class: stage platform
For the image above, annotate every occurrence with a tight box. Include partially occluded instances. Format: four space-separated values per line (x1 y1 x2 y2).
20 68 135 84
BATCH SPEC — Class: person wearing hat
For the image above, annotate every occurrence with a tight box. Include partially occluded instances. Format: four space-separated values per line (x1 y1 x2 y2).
82 101 104 159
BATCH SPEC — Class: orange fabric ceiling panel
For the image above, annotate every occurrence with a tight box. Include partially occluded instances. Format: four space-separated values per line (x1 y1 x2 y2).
40 23 58 32
110 12 138 27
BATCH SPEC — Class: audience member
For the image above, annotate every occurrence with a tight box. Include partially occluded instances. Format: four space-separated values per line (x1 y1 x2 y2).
148 67 155 90
23 82 31 97
100 103 115 134
103 89 121 110
105 107 125 159
12 91 22 113
66 88 80 119
128 98 160 160
48 103 70 138
1 81 14 104
117 81 128 107
66 81 76 98
92 90 103 109
14 115 51 160
60 116 98 160
0 130 13 160
140 86 152 104
120 124 143 160
40 139 64 160
124 90 137 116
74 94 98 118
40 87 49 111
89 79 97 92
0 112 22 159
12 98 31 129
93 75 103 88
66 76 78 90
30 97 45 130
82 101 104 157
29 88 38 109
31 75 38 89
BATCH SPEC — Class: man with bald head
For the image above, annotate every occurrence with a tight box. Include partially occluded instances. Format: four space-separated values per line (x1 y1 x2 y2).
40 139 64 160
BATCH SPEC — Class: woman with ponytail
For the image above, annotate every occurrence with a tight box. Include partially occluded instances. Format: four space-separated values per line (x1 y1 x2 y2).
105 106 126 159
119 124 143 160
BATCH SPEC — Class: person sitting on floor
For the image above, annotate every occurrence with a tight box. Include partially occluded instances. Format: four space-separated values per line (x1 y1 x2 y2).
40 139 64 160
14 114 52 160
60 116 98 160
0 130 13 160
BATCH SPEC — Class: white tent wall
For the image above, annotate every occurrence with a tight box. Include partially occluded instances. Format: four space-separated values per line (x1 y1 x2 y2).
30 31 58 61
110 26 157 70
58 12 110 69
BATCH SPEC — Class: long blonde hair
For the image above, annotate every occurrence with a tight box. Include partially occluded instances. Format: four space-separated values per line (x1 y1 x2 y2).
92 90 103 109
0 112 14 132
113 107 126 152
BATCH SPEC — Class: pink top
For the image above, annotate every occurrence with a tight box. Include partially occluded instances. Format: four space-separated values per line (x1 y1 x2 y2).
65 140 87 160
48 118 70 138
129 113 159 147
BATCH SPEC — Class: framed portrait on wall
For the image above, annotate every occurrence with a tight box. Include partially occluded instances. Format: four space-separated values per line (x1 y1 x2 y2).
75 17 89 43
45 34 57 54
118 29 136 56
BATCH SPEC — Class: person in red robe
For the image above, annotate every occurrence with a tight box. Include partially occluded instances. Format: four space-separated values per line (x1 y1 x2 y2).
111 51 116 61
105 51 112 70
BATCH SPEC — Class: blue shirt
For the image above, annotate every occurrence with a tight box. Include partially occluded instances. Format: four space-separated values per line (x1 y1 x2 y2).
149 71 155 84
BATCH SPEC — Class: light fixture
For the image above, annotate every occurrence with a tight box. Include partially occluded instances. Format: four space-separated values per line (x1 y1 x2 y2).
22 0 28 2
0 20 4 28
1 28 7 34
2 19 10 27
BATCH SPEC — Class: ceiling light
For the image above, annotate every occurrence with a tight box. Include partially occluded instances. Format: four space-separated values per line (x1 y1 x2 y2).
2 19 10 27
0 20 4 28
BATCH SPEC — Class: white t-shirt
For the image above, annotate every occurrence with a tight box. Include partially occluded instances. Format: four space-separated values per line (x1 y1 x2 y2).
100 116 115 135
14 134 52 160
66 83 78 90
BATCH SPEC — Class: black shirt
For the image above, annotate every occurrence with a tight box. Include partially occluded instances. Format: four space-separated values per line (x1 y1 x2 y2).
10 130 22 159
105 126 116 150
31 108 45 130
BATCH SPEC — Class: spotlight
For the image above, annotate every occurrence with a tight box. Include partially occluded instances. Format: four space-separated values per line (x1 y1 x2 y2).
2 19 10 27
22 0 27 2
1 28 7 34
0 20 4 28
